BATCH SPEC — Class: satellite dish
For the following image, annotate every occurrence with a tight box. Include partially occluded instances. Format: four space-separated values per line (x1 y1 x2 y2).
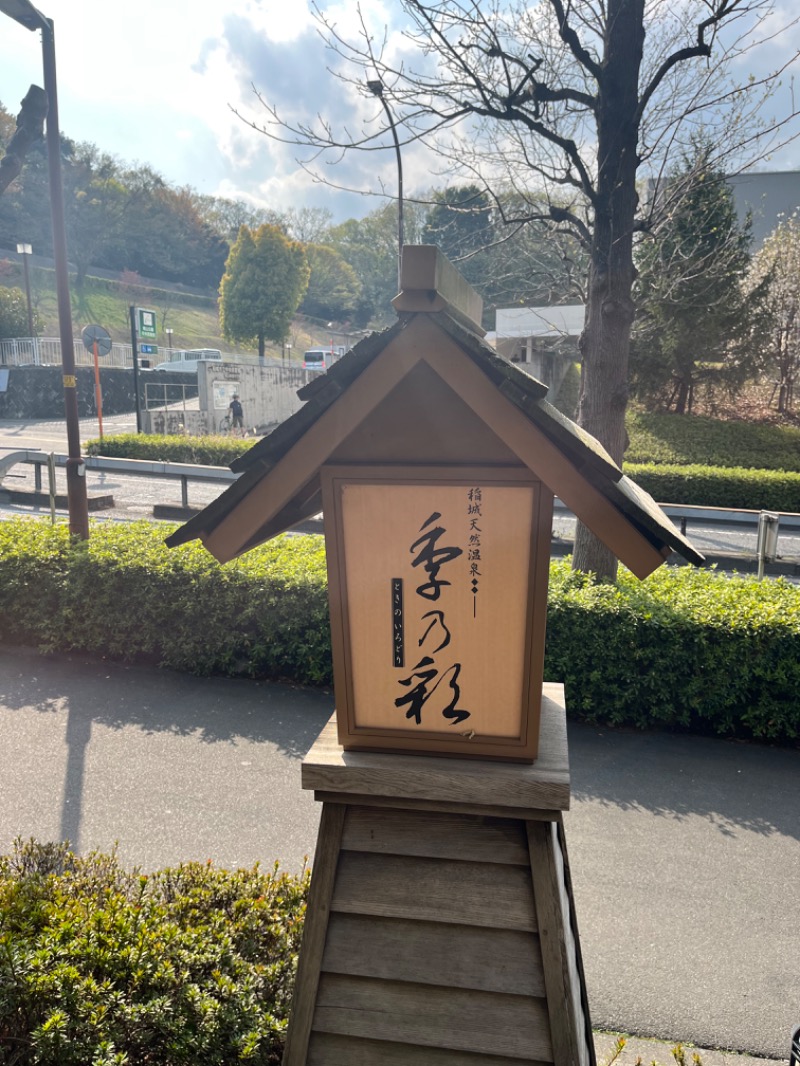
81 323 112 356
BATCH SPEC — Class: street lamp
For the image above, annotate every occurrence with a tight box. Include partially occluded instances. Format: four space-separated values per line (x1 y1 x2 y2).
367 76 404 291
0 0 89 538
15 242 34 339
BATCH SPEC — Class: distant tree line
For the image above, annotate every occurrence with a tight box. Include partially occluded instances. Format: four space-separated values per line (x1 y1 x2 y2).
0 99 585 328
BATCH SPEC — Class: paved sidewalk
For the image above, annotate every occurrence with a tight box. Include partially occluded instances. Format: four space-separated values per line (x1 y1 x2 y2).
0 647 797 1060
594 1031 790 1065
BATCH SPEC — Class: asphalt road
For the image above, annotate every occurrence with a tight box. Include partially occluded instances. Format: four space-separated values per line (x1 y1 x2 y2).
0 646 797 1060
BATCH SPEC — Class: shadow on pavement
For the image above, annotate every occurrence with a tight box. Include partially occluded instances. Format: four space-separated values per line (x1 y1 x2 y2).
568 718 800 842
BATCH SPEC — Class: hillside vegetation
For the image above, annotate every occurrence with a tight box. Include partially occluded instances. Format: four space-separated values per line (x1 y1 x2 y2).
1 266 342 361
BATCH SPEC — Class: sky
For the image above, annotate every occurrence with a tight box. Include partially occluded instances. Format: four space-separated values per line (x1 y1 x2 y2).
1 0 800 225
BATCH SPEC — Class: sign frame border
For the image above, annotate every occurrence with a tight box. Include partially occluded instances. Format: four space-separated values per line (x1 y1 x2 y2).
321 463 552 762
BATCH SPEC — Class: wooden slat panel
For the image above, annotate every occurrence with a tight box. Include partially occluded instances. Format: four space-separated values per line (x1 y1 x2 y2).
282 804 346 1066
316 791 562 824
322 912 545 996
308 1031 552 1066
527 822 590 1066
342 806 529 865
332 851 537 930
314 974 553 1061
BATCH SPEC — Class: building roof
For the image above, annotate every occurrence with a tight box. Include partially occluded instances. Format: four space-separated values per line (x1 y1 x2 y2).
166 248 703 576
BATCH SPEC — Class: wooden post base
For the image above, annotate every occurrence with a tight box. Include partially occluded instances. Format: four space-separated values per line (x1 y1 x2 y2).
283 685 594 1066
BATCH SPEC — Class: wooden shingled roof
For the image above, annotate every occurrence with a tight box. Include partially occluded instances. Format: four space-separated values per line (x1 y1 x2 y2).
166 247 703 576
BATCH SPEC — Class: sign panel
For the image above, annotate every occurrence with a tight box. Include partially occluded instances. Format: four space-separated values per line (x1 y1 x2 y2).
213 380 240 409
139 343 157 355
137 308 157 339
323 465 544 757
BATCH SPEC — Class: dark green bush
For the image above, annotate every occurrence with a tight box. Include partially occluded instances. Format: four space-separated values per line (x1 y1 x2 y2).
0 519 331 685
0 839 308 1065
85 433 251 467
625 411 800 471
545 562 800 740
1 519 798 741
623 462 800 511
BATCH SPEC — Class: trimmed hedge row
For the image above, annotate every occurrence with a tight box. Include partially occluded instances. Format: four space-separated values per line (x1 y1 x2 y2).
625 411 800 471
0 838 307 1065
623 462 800 513
86 433 250 467
1 519 798 741
88 434 800 512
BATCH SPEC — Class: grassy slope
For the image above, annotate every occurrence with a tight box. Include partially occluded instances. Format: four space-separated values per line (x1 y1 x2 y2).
3 266 336 362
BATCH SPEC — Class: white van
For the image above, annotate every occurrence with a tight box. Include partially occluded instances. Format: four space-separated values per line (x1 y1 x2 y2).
303 349 327 371
154 349 222 373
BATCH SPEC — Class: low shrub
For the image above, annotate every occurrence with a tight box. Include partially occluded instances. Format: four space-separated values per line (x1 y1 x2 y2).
546 562 800 740
0 838 308 1065
625 411 800 471
1 519 798 741
623 462 800 512
85 433 251 467
0 519 331 685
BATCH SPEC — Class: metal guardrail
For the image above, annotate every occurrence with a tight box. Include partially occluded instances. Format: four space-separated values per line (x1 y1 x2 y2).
1 450 799 547
0 450 238 510
553 499 800 533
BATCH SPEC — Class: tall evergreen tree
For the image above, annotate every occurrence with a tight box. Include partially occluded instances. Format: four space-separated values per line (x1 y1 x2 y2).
632 144 765 414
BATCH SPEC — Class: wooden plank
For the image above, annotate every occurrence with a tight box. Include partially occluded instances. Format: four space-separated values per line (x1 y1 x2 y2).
308 1031 552 1066
392 245 485 332
316 791 563 824
314 974 553 1061
555 821 596 1066
282 803 346 1066
527 822 590 1066
302 685 570 813
322 912 546 996
331 851 537 930
341 806 530 865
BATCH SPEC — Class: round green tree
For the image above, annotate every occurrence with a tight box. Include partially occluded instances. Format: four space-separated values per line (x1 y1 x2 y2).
219 224 309 359
0 285 39 339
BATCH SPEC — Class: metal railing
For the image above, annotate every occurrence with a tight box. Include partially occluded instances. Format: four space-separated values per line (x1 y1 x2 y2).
0 338 288 370
1 450 799 563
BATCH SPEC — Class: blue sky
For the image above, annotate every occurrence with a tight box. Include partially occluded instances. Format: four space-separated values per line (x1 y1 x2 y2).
1 0 799 224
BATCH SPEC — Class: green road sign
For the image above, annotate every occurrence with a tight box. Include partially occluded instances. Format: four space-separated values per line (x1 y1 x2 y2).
137 307 157 339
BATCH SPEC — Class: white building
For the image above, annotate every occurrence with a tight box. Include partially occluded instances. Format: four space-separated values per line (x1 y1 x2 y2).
489 305 584 392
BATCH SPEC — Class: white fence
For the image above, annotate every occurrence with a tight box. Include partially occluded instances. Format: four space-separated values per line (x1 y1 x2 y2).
0 337 135 368
0 337 288 370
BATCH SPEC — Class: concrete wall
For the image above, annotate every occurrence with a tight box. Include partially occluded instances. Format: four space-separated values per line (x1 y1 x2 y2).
198 361 308 433
0 365 178 420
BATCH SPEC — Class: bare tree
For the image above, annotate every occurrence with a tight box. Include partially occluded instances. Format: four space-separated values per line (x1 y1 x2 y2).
241 0 800 578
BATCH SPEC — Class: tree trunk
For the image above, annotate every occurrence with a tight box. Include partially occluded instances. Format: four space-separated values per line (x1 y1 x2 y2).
258 332 265 362
573 0 645 581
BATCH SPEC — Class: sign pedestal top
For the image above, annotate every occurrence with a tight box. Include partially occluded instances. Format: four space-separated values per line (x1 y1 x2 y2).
302 683 571 814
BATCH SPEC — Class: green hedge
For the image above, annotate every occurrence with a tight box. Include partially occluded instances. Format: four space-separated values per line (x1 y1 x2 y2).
623 462 800 512
0 839 307 1065
0 520 331 685
626 411 800 471
86 434 251 467
1 519 798 741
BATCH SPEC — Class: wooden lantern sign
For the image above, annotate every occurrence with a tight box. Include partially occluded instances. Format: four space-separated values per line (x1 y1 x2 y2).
168 245 702 763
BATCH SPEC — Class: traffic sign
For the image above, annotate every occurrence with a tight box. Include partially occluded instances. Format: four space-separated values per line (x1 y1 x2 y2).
137 308 157 339
81 323 112 356
139 343 157 354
